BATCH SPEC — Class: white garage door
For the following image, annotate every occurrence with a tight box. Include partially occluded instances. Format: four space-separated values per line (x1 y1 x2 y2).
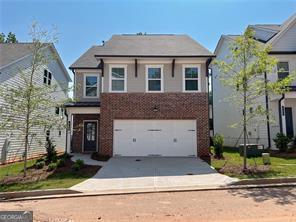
113 120 197 156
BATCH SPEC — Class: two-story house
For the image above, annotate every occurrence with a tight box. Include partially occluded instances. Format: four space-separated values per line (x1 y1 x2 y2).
212 13 296 148
0 43 71 163
66 34 214 161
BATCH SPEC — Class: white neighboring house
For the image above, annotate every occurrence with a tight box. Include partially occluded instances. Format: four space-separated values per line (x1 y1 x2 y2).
0 43 71 163
212 13 296 148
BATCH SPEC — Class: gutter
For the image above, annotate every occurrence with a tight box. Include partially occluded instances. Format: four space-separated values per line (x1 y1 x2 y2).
278 94 285 133
64 110 69 154
94 55 216 58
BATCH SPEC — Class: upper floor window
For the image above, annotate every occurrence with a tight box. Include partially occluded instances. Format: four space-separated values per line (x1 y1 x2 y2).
183 65 201 92
109 65 127 92
277 62 289 80
43 69 52 85
84 74 99 97
146 65 163 92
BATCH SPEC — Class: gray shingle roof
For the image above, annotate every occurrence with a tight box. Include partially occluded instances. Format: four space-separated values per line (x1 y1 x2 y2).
250 24 281 32
70 34 214 69
0 43 33 68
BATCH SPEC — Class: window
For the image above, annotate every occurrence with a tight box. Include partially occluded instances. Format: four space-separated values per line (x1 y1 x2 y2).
183 65 200 92
110 65 127 92
84 74 99 97
55 107 59 115
46 130 50 142
58 130 62 137
277 62 289 80
146 65 163 92
43 69 52 85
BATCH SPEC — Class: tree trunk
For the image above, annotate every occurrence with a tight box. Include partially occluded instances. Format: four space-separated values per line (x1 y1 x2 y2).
23 134 28 177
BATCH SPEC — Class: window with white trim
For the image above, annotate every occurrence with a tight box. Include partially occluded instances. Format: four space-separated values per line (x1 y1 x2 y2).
183 65 200 92
277 62 289 80
84 74 99 97
146 65 163 92
110 65 126 92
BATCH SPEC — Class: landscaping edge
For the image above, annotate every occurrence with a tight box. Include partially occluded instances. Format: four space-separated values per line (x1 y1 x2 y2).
1 177 296 202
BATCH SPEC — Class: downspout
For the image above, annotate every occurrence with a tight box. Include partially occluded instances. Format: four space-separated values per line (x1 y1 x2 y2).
264 72 271 148
206 58 214 136
64 110 68 154
278 94 285 133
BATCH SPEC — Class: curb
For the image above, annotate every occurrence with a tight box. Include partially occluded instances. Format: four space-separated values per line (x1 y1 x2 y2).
1 182 296 202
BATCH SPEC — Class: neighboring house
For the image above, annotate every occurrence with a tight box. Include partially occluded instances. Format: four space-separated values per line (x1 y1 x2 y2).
0 43 71 163
66 34 214 161
212 13 296 148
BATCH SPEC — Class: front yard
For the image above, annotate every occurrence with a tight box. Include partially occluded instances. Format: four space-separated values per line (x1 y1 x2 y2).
211 147 296 179
0 156 100 192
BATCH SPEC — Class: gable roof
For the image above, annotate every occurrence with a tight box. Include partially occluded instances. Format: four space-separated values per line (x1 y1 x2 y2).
0 43 33 67
0 43 71 82
70 34 214 69
215 13 296 54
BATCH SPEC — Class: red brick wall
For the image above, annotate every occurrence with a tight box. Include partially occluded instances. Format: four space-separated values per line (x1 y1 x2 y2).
72 114 100 153
100 93 210 160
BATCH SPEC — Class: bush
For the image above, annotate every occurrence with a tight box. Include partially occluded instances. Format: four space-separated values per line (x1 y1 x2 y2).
35 161 45 169
47 162 58 171
61 152 72 160
45 138 57 163
36 157 45 163
213 134 224 159
273 133 291 152
57 158 65 168
72 159 84 171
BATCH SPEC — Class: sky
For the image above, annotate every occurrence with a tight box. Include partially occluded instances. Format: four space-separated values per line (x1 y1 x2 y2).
1 0 296 82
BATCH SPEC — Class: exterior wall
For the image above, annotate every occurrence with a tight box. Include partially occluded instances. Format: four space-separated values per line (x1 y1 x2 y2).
212 38 269 148
213 35 296 149
0 49 69 163
74 69 101 102
72 114 100 153
99 93 210 160
103 62 208 93
272 21 296 51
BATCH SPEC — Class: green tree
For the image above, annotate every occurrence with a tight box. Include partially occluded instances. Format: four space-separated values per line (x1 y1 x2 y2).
0 33 5 43
213 27 295 171
5 32 18 43
0 23 70 177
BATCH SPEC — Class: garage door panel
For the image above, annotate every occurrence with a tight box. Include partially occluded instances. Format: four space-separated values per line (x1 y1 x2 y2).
113 120 197 156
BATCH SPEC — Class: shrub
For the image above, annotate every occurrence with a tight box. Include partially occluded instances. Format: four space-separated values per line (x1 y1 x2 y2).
47 162 58 171
273 133 290 152
72 159 84 171
36 157 45 163
35 161 45 169
45 138 57 163
61 152 72 160
57 158 65 168
213 134 224 159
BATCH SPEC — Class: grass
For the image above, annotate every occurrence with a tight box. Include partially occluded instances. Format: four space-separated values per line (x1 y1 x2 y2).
211 147 296 179
0 158 99 192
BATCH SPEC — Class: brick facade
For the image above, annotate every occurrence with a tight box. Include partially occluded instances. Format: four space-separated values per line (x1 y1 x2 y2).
72 114 100 153
100 93 210 161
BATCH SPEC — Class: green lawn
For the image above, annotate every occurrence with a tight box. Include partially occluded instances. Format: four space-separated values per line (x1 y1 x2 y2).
211 147 296 179
0 159 99 192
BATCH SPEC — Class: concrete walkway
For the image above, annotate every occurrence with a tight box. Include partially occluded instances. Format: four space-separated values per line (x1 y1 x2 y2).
71 157 238 193
71 153 107 166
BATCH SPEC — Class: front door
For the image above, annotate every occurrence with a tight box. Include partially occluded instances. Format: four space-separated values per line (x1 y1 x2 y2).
285 107 294 138
83 121 97 152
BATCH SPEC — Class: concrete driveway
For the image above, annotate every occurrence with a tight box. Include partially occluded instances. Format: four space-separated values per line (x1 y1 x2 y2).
71 157 238 193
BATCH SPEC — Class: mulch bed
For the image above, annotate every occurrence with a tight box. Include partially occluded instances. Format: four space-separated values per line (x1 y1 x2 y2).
269 150 296 158
0 158 100 186
91 152 110 162
218 164 271 177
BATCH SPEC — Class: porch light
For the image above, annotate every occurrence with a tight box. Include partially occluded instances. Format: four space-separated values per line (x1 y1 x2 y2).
153 105 159 112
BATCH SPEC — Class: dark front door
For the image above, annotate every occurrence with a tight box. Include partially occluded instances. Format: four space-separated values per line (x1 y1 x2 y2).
285 107 294 138
84 121 97 152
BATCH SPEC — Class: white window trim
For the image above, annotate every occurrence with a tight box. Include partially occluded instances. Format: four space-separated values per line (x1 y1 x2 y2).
109 64 127 92
145 65 164 93
277 61 290 76
83 73 100 98
182 64 201 93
